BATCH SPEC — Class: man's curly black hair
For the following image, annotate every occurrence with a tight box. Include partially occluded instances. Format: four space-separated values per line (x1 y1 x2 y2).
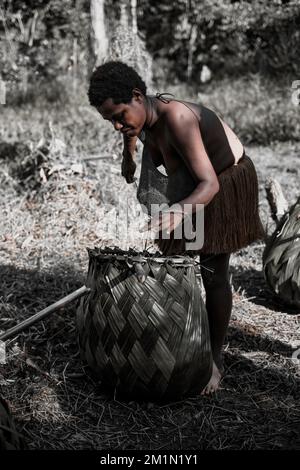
88 61 147 107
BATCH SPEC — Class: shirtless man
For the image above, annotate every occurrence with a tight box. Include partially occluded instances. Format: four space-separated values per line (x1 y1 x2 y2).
88 61 264 394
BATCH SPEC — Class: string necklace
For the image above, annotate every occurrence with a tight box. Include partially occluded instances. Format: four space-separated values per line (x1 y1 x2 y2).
143 93 175 130
145 95 155 129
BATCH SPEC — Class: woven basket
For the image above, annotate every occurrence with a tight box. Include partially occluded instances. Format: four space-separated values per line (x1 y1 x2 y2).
263 197 300 308
77 247 212 400
0 397 24 450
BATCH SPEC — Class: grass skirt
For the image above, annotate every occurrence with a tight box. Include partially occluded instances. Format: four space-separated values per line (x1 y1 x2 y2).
156 155 266 255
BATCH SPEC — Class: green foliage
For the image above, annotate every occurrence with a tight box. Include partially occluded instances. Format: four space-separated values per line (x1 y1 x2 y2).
0 0 90 100
137 0 300 82
1 0 299 145
1 0 299 96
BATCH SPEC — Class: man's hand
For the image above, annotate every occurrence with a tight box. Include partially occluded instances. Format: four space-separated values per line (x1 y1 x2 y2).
121 152 137 184
139 206 190 237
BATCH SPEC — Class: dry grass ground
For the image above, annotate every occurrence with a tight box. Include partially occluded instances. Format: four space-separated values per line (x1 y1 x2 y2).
0 89 299 450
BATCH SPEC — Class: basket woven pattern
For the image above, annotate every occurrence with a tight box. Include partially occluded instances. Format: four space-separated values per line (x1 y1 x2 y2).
263 197 300 308
0 397 24 450
77 248 212 400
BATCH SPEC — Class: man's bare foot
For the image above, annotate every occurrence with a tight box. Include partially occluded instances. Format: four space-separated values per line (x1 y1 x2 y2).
201 361 222 395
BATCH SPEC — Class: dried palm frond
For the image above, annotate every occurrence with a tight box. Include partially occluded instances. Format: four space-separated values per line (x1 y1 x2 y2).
263 196 300 308
77 247 212 401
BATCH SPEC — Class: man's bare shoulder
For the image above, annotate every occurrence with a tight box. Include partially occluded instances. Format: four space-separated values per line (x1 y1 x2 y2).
162 100 199 129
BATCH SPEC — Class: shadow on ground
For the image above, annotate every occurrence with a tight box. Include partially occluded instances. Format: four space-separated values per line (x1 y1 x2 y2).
1 263 299 450
230 265 300 314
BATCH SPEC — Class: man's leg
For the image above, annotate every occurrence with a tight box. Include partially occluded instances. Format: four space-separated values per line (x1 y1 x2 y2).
200 253 232 393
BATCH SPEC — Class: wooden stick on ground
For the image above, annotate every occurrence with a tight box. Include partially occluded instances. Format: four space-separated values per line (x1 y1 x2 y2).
265 177 289 223
0 286 90 342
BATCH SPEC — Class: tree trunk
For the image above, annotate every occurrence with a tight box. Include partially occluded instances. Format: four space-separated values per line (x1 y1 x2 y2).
90 0 108 69
89 0 153 89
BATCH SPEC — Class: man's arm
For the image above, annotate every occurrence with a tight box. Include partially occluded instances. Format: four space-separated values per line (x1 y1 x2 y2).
166 107 220 212
144 110 220 235
121 135 138 183
122 134 138 159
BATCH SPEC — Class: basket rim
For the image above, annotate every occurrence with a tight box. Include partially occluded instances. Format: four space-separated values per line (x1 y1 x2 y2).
87 247 200 267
